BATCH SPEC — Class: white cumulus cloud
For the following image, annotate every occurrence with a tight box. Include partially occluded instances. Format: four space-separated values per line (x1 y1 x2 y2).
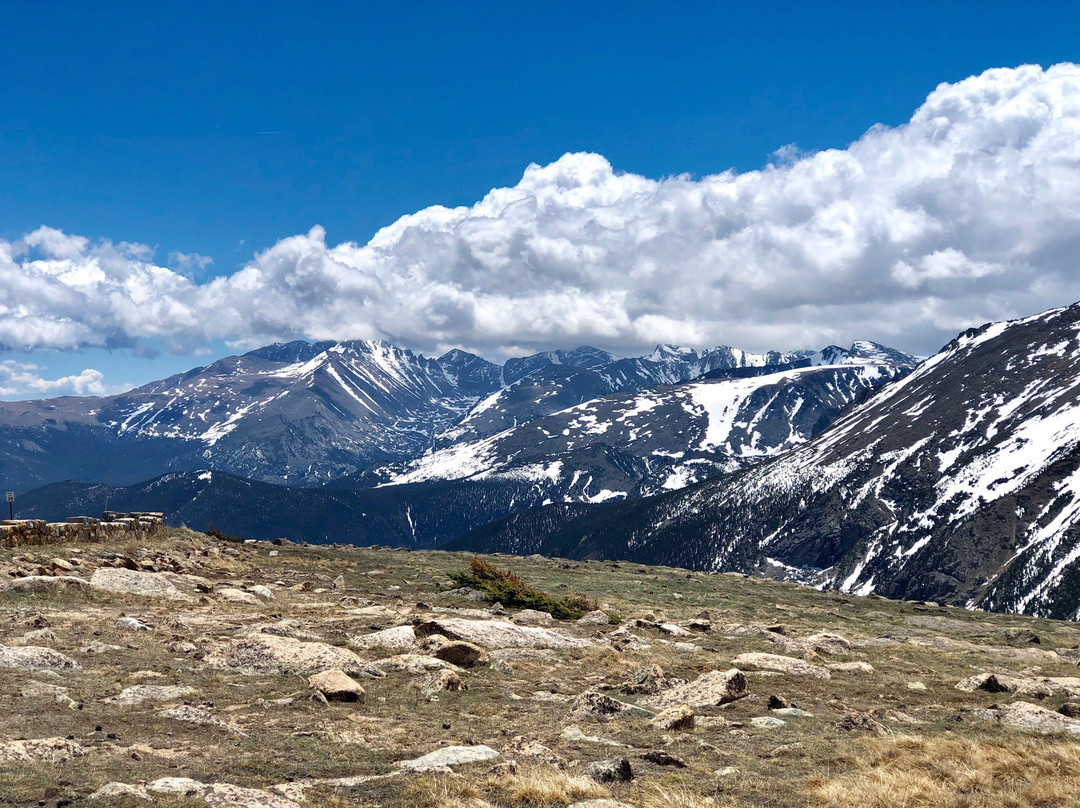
4 63 1080 359
0 360 115 398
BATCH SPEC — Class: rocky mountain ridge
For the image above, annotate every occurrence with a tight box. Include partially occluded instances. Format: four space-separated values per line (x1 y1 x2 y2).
0 338 915 496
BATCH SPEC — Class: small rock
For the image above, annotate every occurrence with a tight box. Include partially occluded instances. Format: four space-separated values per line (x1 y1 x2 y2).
107 685 198 706
572 691 653 721
514 609 554 625
0 644 80 672
348 625 419 652
641 749 687 767
649 703 695 731
907 681 928 692
0 737 86 763
162 705 244 735
576 610 611 626
88 782 152 802
333 574 345 590
218 587 261 605
732 653 830 679
827 661 875 675
1058 703 1080 718
116 616 151 631
420 669 467 696
249 585 274 600
772 707 813 718
715 766 739 777
206 634 385 678
5 575 90 593
413 618 591 650
308 669 366 703
420 635 488 668
584 757 633 783
751 716 787 729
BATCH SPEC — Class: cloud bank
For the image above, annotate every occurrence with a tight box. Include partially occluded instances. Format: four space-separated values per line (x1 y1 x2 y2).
0 360 111 398
4 63 1080 361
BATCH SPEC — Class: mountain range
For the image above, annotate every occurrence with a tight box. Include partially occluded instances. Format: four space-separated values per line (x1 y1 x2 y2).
452 302 1080 621
8 337 915 547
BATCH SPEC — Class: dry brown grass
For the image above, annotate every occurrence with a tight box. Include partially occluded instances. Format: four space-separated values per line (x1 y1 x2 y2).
634 782 723 808
809 734 1080 808
401 765 607 808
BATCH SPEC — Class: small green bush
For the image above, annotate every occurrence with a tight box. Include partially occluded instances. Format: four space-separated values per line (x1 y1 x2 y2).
449 557 597 620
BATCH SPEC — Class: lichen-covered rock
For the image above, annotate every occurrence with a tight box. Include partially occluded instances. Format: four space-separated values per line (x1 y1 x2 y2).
396 744 499 771
162 705 244 735
732 653 831 679
107 684 198 706
649 703 694 731
206 634 385 678
649 668 748 708
414 618 591 650
217 587 261 605
571 691 653 721
827 661 875 675
979 701 1080 735
88 783 152 802
147 778 301 807
2 575 90 593
0 643 80 672
348 625 419 652
89 567 189 600
419 669 466 696
0 736 85 763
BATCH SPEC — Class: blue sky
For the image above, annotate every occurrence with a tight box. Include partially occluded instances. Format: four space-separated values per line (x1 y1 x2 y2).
3 1 1080 397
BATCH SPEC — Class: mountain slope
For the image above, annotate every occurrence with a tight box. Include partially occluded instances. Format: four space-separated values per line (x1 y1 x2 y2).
368 361 909 502
16 470 556 548
450 303 1080 620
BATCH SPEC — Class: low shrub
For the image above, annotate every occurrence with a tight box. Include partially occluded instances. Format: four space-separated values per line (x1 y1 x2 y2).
449 557 597 620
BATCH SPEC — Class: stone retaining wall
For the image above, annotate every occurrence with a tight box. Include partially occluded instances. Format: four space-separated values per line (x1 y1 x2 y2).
0 512 165 549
